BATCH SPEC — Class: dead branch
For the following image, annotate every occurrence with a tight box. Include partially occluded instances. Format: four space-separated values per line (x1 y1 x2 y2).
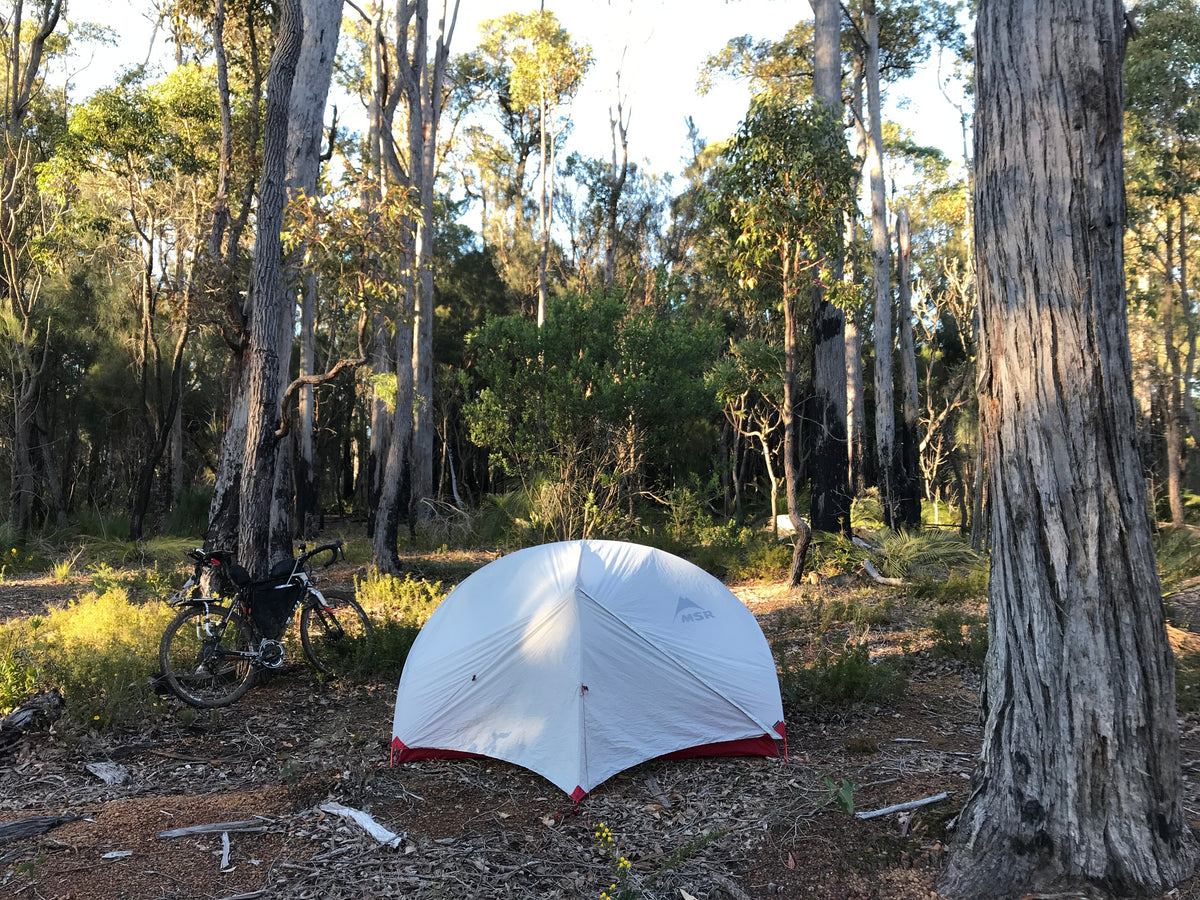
158 818 274 839
855 791 951 820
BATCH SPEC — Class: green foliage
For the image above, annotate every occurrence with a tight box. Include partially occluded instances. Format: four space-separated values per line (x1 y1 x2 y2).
354 570 447 676
908 567 988 603
778 642 906 714
864 528 980 581
719 94 856 293
823 776 859 816
465 294 721 540
1155 527 1200 596
929 607 988 665
0 587 174 729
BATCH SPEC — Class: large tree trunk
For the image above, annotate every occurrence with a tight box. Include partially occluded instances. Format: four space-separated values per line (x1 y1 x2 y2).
287 0 344 539
807 0 850 535
895 207 921 526
939 2 1197 896
864 0 897 527
238 0 303 579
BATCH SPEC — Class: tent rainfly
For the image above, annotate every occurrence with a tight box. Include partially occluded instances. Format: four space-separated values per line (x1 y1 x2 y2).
390 539 786 800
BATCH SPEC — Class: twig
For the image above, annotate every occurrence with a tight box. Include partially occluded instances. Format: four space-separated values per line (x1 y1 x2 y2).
855 792 951 820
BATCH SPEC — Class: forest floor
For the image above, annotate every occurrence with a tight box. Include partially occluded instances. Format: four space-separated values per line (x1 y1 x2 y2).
2 558 1200 899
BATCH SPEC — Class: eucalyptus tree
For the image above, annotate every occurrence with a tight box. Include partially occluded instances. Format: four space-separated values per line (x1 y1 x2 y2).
52 65 222 540
0 0 63 534
372 0 458 569
720 96 856 584
1124 0 1200 526
477 10 591 326
287 0 345 539
238 0 304 577
939 0 1196 895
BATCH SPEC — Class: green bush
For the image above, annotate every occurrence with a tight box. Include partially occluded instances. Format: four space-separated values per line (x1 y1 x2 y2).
1156 527 1200 597
777 641 906 715
354 569 448 676
865 528 981 581
0 587 175 730
909 567 988 603
929 607 988 665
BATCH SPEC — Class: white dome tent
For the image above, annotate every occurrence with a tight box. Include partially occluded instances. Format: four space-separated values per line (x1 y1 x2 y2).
390 540 786 800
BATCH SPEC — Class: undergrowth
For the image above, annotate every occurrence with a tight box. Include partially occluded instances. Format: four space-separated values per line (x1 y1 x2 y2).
354 568 447 676
0 587 175 730
776 640 907 716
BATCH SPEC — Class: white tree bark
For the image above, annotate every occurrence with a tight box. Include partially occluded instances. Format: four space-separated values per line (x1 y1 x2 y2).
864 0 897 527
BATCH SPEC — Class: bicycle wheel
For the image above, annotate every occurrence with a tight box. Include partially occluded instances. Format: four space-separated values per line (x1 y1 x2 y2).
159 604 257 707
300 590 375 678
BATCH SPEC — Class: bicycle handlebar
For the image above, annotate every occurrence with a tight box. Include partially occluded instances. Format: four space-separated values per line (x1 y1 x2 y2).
299 541 343 568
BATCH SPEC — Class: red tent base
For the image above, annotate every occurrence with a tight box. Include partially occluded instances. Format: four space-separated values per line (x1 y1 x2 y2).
390 726 785 798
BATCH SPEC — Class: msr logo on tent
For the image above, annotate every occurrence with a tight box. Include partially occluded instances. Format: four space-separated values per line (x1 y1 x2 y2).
675 596 715 623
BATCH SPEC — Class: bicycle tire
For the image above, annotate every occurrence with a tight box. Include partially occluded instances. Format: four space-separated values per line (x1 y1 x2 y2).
300 590 375 678
159 603 258 707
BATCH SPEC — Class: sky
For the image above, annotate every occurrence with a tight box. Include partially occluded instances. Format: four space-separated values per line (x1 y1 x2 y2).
75 0 967 179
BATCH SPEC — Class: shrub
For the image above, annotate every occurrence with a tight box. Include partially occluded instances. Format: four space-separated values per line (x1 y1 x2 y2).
929 607 988 666
908 567 988 603
1156 527 1200 597
0 587 175 730
777 641 906 715
354 569 448 676
864 528 981 581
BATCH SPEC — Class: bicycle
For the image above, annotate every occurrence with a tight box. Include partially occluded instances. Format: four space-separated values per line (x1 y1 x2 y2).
158 542 375 708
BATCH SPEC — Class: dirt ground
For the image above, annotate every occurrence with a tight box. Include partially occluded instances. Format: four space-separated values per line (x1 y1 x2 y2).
2 570 1200 899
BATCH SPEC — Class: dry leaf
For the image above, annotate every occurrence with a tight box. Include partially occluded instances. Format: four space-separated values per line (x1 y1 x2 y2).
680 890 699 900
786 851 796 869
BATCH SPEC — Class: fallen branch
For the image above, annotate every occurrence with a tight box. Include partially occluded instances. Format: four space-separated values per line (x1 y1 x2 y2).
318 801 404 848
158 819 273 839
855 792 950 820
862 558 904 587
0 813 81 843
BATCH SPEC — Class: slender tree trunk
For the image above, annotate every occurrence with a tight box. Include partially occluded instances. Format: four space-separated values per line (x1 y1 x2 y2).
1164 211 1185 525
604 97 629 292
864 0 897 527
238 0 303 579
846 55 867 496
808 0 850 536
782 248 812 585
940 2 1197 895
896 207 921 526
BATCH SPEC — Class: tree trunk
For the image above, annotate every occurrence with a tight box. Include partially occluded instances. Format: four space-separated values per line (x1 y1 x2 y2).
1166 207 1185 525
238 0 303 579
604 97 629 292
287 0 344 540
895 207 921 526
807 0 850 535
939 2 1197 895
404 0 456 530
864 0 897 528
845 54 867 496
